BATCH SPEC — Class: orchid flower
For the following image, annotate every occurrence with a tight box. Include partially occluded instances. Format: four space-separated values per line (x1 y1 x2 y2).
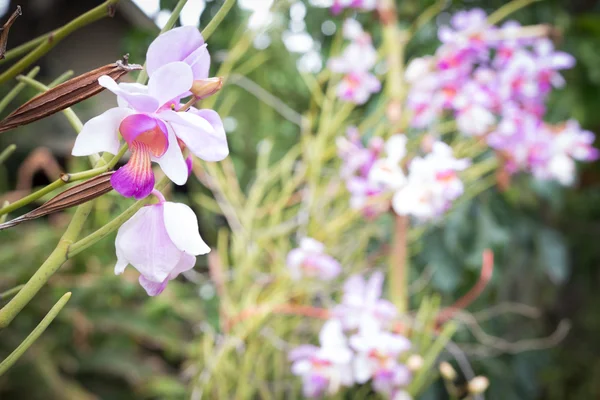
287 238 341 281
392 142 469 221
337 128 388 217
328 19 381 104
289 320 354 398
146 26 218 97
332 271 397 331
72 29 228 200
114 191 210 296
331 0 377 15
350 319 412 397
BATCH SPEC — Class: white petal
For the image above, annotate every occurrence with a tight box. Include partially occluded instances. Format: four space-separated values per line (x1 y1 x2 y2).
353 356 373 384
300 237 325 253
114 242 129 275
168 252 197 279
154 126 188 185
147 62 193 107
72 108 132 156
116 82 149 108
319 320 346 347
161 110 229 162
115 205 182 283
99 75 158 113
163 202 210 255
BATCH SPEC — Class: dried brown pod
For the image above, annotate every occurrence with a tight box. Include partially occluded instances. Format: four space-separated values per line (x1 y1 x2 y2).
0 58 142 134
0 171 114 230
0 6 22 60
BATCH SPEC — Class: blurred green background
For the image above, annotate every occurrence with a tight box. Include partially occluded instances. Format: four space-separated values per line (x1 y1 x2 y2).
0 0 599 399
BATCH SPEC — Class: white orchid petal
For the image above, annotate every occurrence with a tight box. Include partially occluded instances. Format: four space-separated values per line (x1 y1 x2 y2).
163 202 210 255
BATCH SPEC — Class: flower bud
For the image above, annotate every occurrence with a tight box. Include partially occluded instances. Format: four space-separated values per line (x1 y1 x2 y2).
190 77 223 99
406 354 424 372
468 376 490 394
439 361 457 381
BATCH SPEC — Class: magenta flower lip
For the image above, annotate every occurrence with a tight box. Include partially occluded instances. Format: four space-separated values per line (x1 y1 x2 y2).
119 113 169 157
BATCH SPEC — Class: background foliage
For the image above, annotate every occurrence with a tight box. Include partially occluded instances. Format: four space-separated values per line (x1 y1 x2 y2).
0 0 599 399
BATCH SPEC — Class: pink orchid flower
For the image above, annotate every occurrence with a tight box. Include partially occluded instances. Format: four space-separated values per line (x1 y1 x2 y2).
114 191 210 296
287 238 342 281
72 28 228 200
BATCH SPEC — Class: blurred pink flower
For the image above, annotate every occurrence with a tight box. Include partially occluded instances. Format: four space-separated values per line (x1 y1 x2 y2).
287 238 341 281
331 0 377 15
333 271 397 330
328 19 381 104
114 194 210 296
289 320 354 398
338 128 388 218
350 320 412 397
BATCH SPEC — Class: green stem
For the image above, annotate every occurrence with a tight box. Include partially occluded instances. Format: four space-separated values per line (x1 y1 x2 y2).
0 151 115 329
0 203 91 329
0 179 64 217
0 145 126 217
201 0 236 41
137 0 189 84
408 322 458 395
0 144 16 165
67 177 169 258
0 285 23 301
48 70 75 88
0 34 48 65
0 0 119 85
487 0 541 25
0 292 71 376
381 0 410 312
0 67 40 114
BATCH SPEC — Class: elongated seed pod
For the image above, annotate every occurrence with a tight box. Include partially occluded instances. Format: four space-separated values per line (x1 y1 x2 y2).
0 59 141 134
0 172 114 230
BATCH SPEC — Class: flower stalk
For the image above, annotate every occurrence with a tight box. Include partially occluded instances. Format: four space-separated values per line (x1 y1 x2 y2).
0 292 71 375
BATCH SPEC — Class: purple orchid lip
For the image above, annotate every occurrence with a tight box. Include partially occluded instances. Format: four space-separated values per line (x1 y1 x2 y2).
119 113 169 157
110 141 155 200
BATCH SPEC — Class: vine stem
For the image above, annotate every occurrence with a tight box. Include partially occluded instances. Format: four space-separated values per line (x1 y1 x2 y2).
0 0 120 85
0 292 71 376
201 0 236 41
379 0 411 313
0 67 40 114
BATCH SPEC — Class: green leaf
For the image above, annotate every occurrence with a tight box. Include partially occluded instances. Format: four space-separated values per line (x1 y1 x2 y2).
537 228 570 284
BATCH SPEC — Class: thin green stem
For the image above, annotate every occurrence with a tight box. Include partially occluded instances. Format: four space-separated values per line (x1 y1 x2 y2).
0 144 126 217
0 180 64 217
137 0 189 84
0 34 48 65
0 203 91 329
0 292 71 376
48 70 74 88
487 0 541 25
0 144 16 165
67 177 169 258
409 0 444 35
0 67 40 114
0 0 119 85
201 0 236 41
381 0 410 312
0 285 23 301
0 151 114 329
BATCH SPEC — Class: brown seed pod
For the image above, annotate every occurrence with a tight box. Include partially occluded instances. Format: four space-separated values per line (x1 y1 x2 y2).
0 171 114 230
0 58 142 134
